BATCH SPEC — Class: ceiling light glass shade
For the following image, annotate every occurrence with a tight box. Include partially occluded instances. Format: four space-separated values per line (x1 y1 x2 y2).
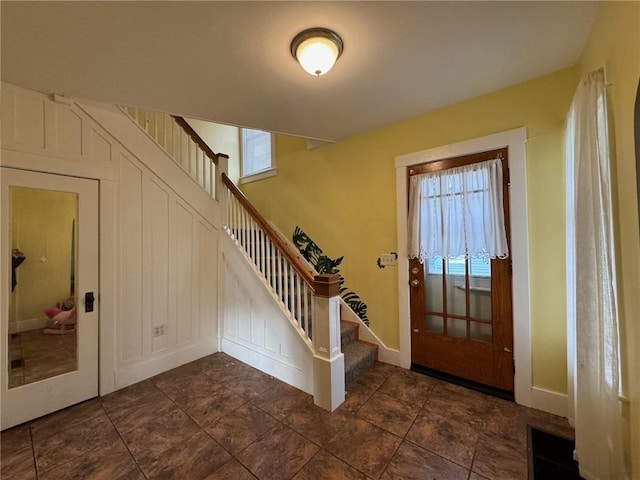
291 28 343 76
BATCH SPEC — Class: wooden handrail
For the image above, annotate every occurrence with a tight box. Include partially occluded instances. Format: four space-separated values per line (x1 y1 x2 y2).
222 173 316 289
172 116 221 165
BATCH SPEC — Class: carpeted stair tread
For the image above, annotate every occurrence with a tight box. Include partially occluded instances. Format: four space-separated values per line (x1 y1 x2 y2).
343 340 378 387
340 320 358 346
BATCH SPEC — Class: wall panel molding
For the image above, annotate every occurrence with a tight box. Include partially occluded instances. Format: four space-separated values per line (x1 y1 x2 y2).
1 81 221 396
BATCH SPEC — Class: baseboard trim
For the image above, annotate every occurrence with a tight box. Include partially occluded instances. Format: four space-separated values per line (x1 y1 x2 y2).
8 317 49 334
112 338 219 392
530 386 568 418
377 347 401 366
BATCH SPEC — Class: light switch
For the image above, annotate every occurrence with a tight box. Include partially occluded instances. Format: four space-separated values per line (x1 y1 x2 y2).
378 253 397 267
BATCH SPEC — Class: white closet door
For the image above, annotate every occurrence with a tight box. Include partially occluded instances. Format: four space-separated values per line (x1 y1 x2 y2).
1 167 99 430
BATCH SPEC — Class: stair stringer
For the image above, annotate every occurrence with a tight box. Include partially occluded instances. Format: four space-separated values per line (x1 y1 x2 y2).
220 233 314 395
339 300 401 366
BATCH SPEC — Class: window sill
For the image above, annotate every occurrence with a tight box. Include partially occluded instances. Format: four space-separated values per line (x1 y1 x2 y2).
240 168 277 184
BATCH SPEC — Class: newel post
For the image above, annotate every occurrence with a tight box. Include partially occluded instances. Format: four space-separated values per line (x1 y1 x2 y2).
312 274 345 411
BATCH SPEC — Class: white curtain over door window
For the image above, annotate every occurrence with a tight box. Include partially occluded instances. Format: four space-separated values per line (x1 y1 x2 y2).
408 158 509 263
565 68 627 480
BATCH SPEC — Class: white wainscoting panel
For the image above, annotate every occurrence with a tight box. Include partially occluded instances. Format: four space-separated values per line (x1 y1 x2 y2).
53 106 82 156
149 179 170 354
1 82 221 396
220 234 314 394
119 155 144 363
115 148 219 388
198 221 217 340
174 203 194 346
13 90 46 149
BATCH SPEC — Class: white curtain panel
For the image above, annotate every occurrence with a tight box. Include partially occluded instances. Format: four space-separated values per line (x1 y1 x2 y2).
408 158 509 263
565 68 627 480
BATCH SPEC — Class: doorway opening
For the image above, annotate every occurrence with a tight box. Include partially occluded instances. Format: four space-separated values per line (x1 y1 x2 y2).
394 128 532 407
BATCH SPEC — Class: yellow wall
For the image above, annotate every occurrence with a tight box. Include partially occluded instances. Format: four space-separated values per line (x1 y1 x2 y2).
242 66 579 394
186 118 241 184
10 188 77 323
578 1 640 475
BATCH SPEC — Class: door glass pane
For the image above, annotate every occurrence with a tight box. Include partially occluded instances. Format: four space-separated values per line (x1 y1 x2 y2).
425 314 444 334
446 260 467 317
470 321 492 342
447 318 467 338
8 187 78 388
424 263 444 313
470 259 492 320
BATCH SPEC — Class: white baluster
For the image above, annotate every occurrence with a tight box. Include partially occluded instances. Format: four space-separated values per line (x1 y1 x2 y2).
303 283 310 337
244 208 249 253
271 243 277 292
203 155 210 195
296 274 302 328
173 124 181 164
214 160 221 198
260 229 266 277
154 112 161 145
239 205 243 243
164 115 172 154
254 223 259 270
232 196 238 240
282 261 291 310
266 238 272 287
275 251 281 302
241 207 246 251
222 187 227 231
180 131 187 171
289 266 295 318
200 150 206 189
251 220 257 267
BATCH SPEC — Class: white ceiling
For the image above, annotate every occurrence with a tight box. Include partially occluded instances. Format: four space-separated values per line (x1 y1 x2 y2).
1 1 597 142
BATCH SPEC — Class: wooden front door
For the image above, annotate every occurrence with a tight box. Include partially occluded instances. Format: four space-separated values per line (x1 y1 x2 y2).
409 148 514 392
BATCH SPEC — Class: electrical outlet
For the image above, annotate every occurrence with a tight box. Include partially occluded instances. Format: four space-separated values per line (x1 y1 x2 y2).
153 324 166 337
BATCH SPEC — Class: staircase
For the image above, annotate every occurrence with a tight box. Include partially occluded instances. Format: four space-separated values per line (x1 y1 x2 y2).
341 317 378 387
120 107 380 407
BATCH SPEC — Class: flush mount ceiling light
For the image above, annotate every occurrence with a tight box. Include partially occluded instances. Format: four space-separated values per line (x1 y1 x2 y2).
290 27 344 76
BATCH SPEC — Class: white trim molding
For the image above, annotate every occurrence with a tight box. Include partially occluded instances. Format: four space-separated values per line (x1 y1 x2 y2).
531 387 569 418
395 128 534 408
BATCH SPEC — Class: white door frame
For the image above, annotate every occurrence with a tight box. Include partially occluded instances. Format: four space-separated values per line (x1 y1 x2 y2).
395 128 533 408
1 168 101 428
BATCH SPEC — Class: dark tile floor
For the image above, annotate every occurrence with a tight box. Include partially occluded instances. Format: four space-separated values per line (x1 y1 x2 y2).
1 352 574 480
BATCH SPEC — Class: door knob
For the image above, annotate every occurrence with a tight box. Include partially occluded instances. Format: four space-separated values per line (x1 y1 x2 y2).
410 279 420 288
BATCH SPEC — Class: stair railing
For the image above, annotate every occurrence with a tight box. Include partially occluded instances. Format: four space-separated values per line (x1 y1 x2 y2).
221 174 317 340
221 173 345 410
123 107 222 199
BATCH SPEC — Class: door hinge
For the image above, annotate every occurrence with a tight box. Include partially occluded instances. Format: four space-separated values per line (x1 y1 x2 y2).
507 167 511 186
509 259 513 275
